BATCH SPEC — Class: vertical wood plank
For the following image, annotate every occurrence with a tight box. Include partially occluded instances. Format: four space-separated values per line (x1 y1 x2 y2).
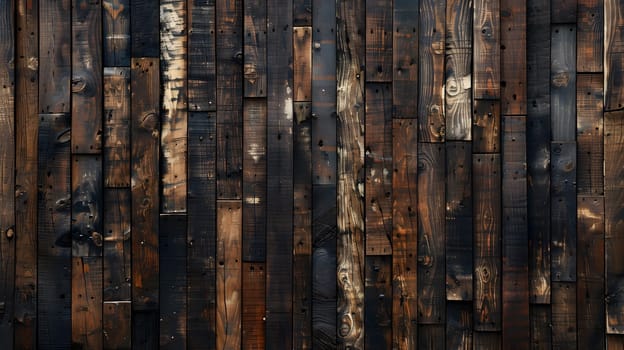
473 100 501 153
605 0 624 111
551 0 577 24
577 74 604 195
419 324 446 349
473 0 500 99
365 255 392 349
473 154 501 331
39 0 70 113
552 282 577 349
418 143 445 324
243 0 266 97
530 304 552 349
418 0 445 142
103 0 130 66
188 0 216 111
242 262 265 349
500 0 526 115
216 201 242 350
103 188 131 301
131 0 159 57
609 335 624 350
473 332 502 349
71 256 103 349
366 0 392 82
72 155 103 257
103 301 131 349
104 68 131 187
293 0 311 25
294 26 312 102
577 0 603 72
446 302 473 350
551 25 577 141
445 0 472 139
393 0 418 120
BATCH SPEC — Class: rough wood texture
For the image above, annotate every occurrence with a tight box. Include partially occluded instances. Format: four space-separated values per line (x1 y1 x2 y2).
131 0 159 57
446 302 473 349
104 301 131 349
242 262 265 349
103 189 131 301
294 26 312 102
551 25 576 141
419 324 446 349
500 0 526 115
72 155 103 257
188 0 216 111
531 304 552 349
366 0 392 82
551 0 576 23
473 100 501 153
72 256 103 349
104 68 131 187
365 255 392 349
576 74 604 195
552 282 577 349
103 0 130 65
605 0 624 111
393 0 418 120
577 0 603 72
474 0 500 99
39 0 70 113
243 0 266 97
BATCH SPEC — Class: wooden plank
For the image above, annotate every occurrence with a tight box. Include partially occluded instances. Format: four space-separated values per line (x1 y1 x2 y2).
293 102 312 349
473 154 501 331
609 335 624 350
577 74 604 195
188 0 216 111
14 0 38 342
473 0 500 99
131 0 159 57
577 0 603 72
312 0 336 185
365 255 392 348
293 0 311 25
446 302 473 350
242 262 265 349
418 143 445 323
366 0 392 82
418 0 445 141
39 0 70 113
552 282 577 349
266 0 294 346
473 332 502 349
71 256 103 349
551 141 577 281
104 68 131 187
160 0 187 212
72 155 103 256
606 111 624 334
216 109 242 200
445 0 472 139
103 188 131 301
605 0 624 111
500 0 526 115
294 26 312 102
72 0 103 153
391 119 418 348
527 0 551 304
551 0 576 24
103 0 130 66
242 99 266 261
131 57 160 347
37 114 72 349
530 304 552 349
577 196 605 349
446 141 473 301
473 100 500 154
159 214 187 349
216 200 242 350
336 0 365 346
393 0 419 120
243 0 266 97
103 301 131 349
551 25 577 141
418 325 445 349
365 83 392 255
187 112 217 349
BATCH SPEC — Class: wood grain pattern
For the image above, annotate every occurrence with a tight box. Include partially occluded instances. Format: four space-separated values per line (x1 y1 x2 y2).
552 282 577 349
577 0 603 72
104 68 131 187
473 100 501 153
131 0 159 57
393 0 418 120
500 0 526 115
243 0 266 97
551 0 576 24
605 0 624 111
474 0 500 99
103 0 130 66
242 262 265 349
71 256 103 349
366 0 392 82
531 304 552 349
103 189 131 301
418 324 446 349
39 0 70 113
294 27 312 102
72 155 103 257
365 255 392 349
551 25 576 141
577 74 604 195
446 302 473 349
188 0 216 111
104 301 131 349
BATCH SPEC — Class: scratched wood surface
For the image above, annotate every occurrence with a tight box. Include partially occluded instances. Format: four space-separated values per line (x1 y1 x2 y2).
0 1 623 349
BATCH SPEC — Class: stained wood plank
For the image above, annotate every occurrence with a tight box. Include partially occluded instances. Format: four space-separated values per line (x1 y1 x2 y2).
39 0 70 113
216 109 243 200
188 0 216 111
474 0 500 99
103 188 131 301
131 58 160 347
187 112 217 350
366 0 392 82
605 0 624 111
473 332 502 349
242 99 266 261
577 74 604 195
418 143 445 324
37 256 71 349
71 256 103 349
577 0 603 72
445 0 472 139
473 100 501 153
551 141 577 281
294 26 312 102
336 1 365 346
72 155 103 256
365 255 392 349
473 154 501 331
418 325 446 349
551 25 577 141
159 214 187 349
609 335 624 350
293 0 311 25
392 119 418 348
577 196 605 349
393 0 418 121
552 282 577 349
103 0 130 66
216 200 242 350
418 0 445 141
606 111 624 334
365 83 392 255
446 302 473 350
242 262 265 349
500 0 526 115
104 68 131 187
552 0 577 24
72 0 103 153
131 0 159 57
243 0 266 97
446 141 473 301
530 304 552 349
293 102 312 349
103 301 131 349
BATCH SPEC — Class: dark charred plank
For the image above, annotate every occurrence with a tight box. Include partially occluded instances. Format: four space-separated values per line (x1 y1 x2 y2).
365 255 392 349
605 0 624 111
188 1 216 111
72 155 103 256
576 74 604 195
103 188 131 301
418 325 446 349
552 282 577 348
473 0 500 99
242 262 265 349
243 0 267 97
473 332 502 349
104 68 131 187
446 302 473 350
393 0 418 121
366 0 392 82
294 26 312 102
216 109 243 199
473 100 501 154
551 0 576 23
103 301 131 349
103 0 130 65
500 0 526 115
71 256 103 349
293 0 311 25
577 0 603 72
37 255 72 349
131 0 159 57
551 25 576 141
39 0 70 113
530 304 552 349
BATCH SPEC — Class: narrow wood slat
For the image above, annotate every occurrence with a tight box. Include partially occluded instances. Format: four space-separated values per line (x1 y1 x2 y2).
365 83 392 255
39 0 70 113
293 0 311 25
243 0 266 97
104 68 131 187
72 155 103 257
473 332 502 349
103 301 131 349
551 25 577 141
577 74 604 195
131 0 159 57
418 0 445 141
242 262 265 349
605 0 624 111
393 0 418 120
446 141 473 301
530 304 552 349
188 0 216 111
365 255 392 349
71 256 103 349
366 0 392 82
445 0 472 139
473 100 501 154
418 324 445 349
500 0 526 115
552 281 577 349
103 0 130 66
418 143 445 324
103 188 131 301
72 0 103 153
473 0 500 99
446 302 473 350
216 200 242 350
577 0 603 72
552 0 577 24
609 335 624 350
294 26 312 102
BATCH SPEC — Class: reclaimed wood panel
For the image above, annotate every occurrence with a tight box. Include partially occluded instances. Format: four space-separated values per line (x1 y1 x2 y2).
446 302 473 349
103 0 130 66
577 74 604 195
531 304 552 349
605 0 624 111
103 301 131 349
365 255 392 349
552 282 577 349
188 0 216 111
552 0 576 23
577 0 603 72
103 189 131 301
104 68 131 187
131 0 159 57
473 100 501 154
294 0 311 25
551 25 576 141
294 26 312 102
366 0 392 82
393 0 418 120
39 0 70 113
419 324 446 349
72 155 103 257
474 0 500 99
71 256 103 349
243 0 266 97
500 0 526 115
242 262 265 349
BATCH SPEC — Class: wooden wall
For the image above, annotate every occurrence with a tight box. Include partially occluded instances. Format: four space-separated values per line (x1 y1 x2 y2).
0 0 623 349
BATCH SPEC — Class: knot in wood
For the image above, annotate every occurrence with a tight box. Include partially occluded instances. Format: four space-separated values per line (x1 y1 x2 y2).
5 227 14 239
72 77 87 93
552 72 570 87
338 313 352 337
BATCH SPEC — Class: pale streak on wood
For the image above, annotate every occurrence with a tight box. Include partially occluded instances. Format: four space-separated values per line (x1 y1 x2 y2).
605 0 624 111
160 0 187 212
